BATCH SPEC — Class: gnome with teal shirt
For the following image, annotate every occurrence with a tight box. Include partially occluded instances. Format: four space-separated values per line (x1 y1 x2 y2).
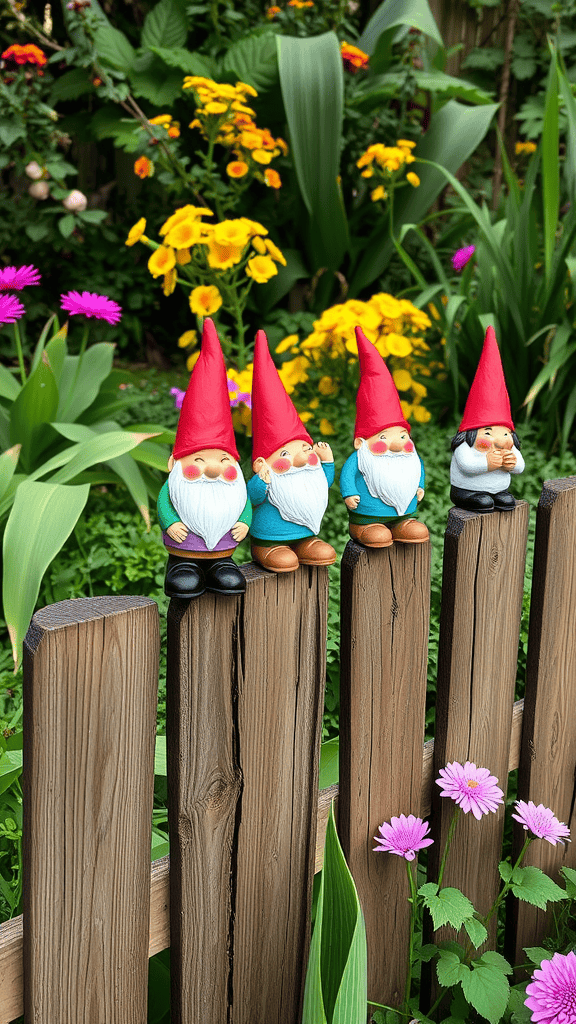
157 318 251 598
340 326 428 548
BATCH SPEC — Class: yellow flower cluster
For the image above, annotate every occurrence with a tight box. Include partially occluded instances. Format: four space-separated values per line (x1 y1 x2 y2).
147 113 180 139
515 140 537 156
357 139 420 202
183 76 286 189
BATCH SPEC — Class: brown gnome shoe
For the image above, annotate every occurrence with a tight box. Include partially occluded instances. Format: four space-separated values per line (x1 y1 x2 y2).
349 522 393 548
290 537 337 566
251 544 299 573
389 519 429 544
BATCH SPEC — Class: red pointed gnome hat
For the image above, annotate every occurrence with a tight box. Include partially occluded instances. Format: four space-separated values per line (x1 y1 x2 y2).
459 326 514 432
354 326 410 439
251 329 313 461
172 318 239 462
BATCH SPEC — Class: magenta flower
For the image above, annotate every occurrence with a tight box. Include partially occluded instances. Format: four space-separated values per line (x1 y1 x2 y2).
373 814 433 861
436 761 504 820
451 245 476 272
525 949 576 1024
0 264 41 291
60 290 122 324
0 294 25 325
512 801 571 846
171 387 185 410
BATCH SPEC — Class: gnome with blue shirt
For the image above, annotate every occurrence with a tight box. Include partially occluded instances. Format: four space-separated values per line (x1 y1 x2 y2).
340 326 429 548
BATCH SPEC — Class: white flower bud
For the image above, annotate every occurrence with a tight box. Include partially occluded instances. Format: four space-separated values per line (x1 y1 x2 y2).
63 189 87 212
25 161 44 180
29 180 50 200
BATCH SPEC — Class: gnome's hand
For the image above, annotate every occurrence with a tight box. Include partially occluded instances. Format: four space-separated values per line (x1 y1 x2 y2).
502 451 517 469
314 441 333 463
344 495 361 510
258 463 271 484
231 521 249 542
417 488 424 502
486 449 504 470
166 521 189 542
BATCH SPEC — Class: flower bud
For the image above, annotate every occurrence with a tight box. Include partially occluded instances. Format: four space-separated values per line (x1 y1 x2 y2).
25 161 44 180
63 189 87 212
29 180 50 200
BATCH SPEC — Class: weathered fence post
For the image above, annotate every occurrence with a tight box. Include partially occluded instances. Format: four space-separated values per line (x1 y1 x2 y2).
339 539 431 1007
429 504 529 936
512 478 576 959
167 563 328 1024
22 596 159 1024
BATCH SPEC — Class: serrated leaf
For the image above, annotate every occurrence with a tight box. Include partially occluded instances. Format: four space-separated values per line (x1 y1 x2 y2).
418 882 439 897
353 69 494 110
141 0 188 50
421 887 476 931
414 943 437 963
512 56 537 80
94 25 136 70
511 865 567 909
436 950 469 988
148 45 214 76
462 46 505 72
498 861 513 882
523 946 554 965
222 32 278 92
560 866 576 898
463 916 488 949
0 117 26 148
480 951 513 974
49 68 93 104
130 64 184 106
461 963 509 1024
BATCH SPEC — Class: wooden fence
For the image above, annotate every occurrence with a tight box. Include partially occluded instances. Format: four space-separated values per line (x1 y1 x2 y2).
1 477 576 1022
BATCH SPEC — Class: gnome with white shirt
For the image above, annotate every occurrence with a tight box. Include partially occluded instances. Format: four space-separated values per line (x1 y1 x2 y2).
450 326 525 513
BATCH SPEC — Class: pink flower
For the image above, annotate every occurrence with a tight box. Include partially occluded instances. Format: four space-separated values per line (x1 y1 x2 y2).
171 387 185 410
373 814 433 861
451 245 476 272
0 264 41 291
0 294 25 324
60 290 122 325
525 950 576 1024
436 761 504 820
512 801 571 846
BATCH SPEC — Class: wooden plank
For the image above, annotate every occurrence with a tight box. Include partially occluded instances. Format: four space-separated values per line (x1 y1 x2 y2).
22 596 159 1024
430 503 529 939
167 563 328 1024
0 697 526 1024
512 479 576 960
339 539 431 1008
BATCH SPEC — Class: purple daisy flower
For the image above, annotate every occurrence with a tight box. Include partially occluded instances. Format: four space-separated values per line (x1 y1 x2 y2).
0 264 41 291
60 290 122 325
451 245 476 272
512 800 571 846
0 294 25 325
525 949 576 1024
436 761 504 820
171 387 186 410
373 814 433 861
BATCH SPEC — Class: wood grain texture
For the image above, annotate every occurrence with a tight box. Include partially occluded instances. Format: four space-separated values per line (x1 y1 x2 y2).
512 478 576 960
430 504 529 937
22 596 159 1024
339 539 431 1008
167 563 328 1024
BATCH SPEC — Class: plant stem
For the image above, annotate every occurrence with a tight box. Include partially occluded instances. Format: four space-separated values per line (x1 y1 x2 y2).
404 858 418 1013
13 321 26 385
437 806 460 889
482 835 532 930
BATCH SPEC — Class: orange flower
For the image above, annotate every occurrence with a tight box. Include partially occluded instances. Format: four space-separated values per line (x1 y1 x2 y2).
2 43 47 66
134 156 154 179
266 5 281 15
227 160 249 178
340 41 369 73
264 168 281 189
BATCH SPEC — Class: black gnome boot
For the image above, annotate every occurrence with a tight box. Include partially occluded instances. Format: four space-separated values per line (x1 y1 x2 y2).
204 557 246 595
164 555 206 599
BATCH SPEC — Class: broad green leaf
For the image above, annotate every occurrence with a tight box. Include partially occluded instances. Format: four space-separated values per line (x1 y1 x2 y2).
9 352 59 472
256 248 310 313
278 32 348 272
90 105 141 147
481 950 512 974
130 63 184 106
141 0 188 50
319 737 339 789
353 69 493 111
0 446 21 502
49 68 93 104
43 322 68 383
436 950 469 988
94 24 136 69
57 343 115 422
129 439 170 473
58 214 75 239
349 100 498 295
38 431 158 485
0 117 26 148
151 828 170 861
463 916 487 949
148 45 215 77
461 962 509 1024
29 314 58 377
498 861 513 882
3 479 90 668
129 424 177 446
556 46 576 197
222 32 278 92
523 946 554 965
78 210 107 224
155 734 167 776
0 365 21 402
0 749 23 796
541 57 559 284
510 865 567 909
420 886 476 931
25 222 50 243
358 0 442 55
560 865 576 898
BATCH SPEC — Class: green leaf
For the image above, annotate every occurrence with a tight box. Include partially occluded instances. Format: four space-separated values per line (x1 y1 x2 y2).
358 0 442 55
49 68 93 104
148 45 215 76
560 865 576 898
420 886 476 931
155 734 167 776
129 63 184 106
481 951 513 974
222 32 278 92
498 861 513 883
30 431 157 486
29 315 59 377
58 214 75 239
0 749 23 796
256 248 309 313
510 865 567 909
78 210 107 224
436 950 469 988
461 962 509 1024
277 32 348 272
319 737 339 789
463 916 487 949
9 352 59 472
94 25 136 70
25 222 50 243
462 46 504 72
90 105 141 146
0 446 21 502
555 44 576 201
0 365 21 402
0 117 26 148
151 828 170 861
57 343 115 422
353 69 493 111
141 0 188 49
542 56 559 284
44 323 68 384
3 480 90 668
523 946 554 965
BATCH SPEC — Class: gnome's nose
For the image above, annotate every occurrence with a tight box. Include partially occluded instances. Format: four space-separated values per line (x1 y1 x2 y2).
204 464 221 478
293 451 308 467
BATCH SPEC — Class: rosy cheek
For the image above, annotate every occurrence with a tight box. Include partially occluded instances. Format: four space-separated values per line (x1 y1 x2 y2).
272 457 291 473
370 441 387 455
307 452 318 466
183 465 201 480
403 441 414 453
476 439 491 451
223 465 237 481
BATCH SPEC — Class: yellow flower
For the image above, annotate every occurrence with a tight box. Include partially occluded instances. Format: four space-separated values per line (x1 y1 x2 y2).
264 168 282 189
148 246 176 279
252 149 273 164
400 400 414 419
149 114 172 126
134 156 154 179
189 285 222 316
165 219 203 249
227 160 249 178
319 418 335 435
176 248 191 266
413 405 431 423
371 185 387 202
246 255 278 283
125 217 147 246
309 398 319 409
393 369 413 391
237 81 258 97
206 236 245 270
163 268 177 296
213 218 253 247
178 330 197 348
515 140 537 155
252 237 267 254
406 172 420 187
397 139 416 149
204 100 229 114
386 333 412 357
276 334 300 353
264 239 286 265
186 351 201 371
160 206 213 236
300 411 314 423
318 376 338 396
168 125 180 139
412 380 428 398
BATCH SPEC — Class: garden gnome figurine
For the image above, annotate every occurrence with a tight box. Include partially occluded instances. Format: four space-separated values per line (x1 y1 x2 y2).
340 326 428 547
157 318 251 598
247 329 337 572
450 325 524 512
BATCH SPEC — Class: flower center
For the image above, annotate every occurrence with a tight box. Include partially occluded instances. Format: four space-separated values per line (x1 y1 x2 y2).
466 779 479 788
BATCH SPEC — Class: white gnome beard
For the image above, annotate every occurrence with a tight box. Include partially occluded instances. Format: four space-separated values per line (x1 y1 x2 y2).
357 442 421 516
168 459 247 551
267 462 329 535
